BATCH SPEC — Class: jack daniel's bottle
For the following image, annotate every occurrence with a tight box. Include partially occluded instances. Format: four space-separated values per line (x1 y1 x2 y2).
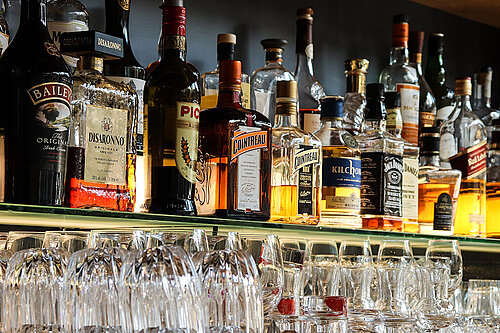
0 0 72 205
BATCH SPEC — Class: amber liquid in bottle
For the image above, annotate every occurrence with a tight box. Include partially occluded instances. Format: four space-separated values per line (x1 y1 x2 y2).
487 182 500 238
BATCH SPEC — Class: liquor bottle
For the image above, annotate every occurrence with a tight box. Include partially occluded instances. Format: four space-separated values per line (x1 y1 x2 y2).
198 60 272 220
103 0 146 212
356 84 404 230
144 0 200 215
0 0 73 205
425 33 454 127
315 96 362 228
473 67 500 143
380 15 420 146
250 38 295 125
486 119 500 238
60 31 137 211
271 80 321 225
46 0 89 70
385 91 419 232
418 127 461 236
201 33 250 110
295 8 325 134
343 58 369 136
0 0 9 57
440 78 487 237
409 31 436 134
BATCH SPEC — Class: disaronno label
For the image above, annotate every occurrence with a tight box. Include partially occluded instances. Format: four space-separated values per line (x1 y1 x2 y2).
47 20 89 68
175 101 200 183
449 140 487 180
84 105 127 185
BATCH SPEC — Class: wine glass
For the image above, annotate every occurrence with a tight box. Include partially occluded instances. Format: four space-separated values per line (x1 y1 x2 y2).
425 240 463 295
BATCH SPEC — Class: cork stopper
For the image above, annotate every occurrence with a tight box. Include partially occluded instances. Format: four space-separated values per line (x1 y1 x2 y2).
409 31 424 63
219 60 241 90
217 33 236 44
454 77 472 96
297 8 313 20
276 80 298 115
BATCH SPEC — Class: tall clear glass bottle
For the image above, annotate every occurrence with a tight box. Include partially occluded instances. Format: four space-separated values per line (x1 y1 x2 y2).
201 33 250 110
250 38 295 125
198 60 272 220
418 127 461 236
315 96 362 228
440 77 487 237
486 119 500 238
295 8 325 134
425 33 454 127
473 67 500 142
271 80 321 225
379 15 420 146
0 0 10 57
356 84 404 230
46 0 89 70
409 31 436 135
385 91 420 233
343 58 369 136
60 31 138 211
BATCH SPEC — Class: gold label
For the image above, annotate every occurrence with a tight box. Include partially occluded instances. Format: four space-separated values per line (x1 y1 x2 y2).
119 0 130 10
176 101 200 183
84 105 128 185
241 82 251 109
163 35 186 50
44 41 60 56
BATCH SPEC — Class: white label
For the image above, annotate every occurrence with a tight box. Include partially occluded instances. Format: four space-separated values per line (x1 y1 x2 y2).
84 105 127 185
436 106 455 122
440 132 457 163
305 44 314 59
254 90 272 119
107 77 145 138
175 102 200 183
47 20 89 68
470 214 485 224
303 113 322 133
236 126 262 211
396 83 420 144
402 157 419 220
0 32 9 56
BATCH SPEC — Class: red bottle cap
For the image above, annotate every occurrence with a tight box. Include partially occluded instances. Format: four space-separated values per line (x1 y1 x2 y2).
219 60 241 86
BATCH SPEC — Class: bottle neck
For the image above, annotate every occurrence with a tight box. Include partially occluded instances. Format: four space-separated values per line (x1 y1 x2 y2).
364 119 386 132
420 154 441 168
450 94 472 120
321 118 343 130
160 5 186 62
426 52 446 87
275 113 298 128
409 56 424 76
389 46 409 65
105 0 131 47
473 76 492 109
265 50 284 66
20 0 46 25
346 74 366 94
217 84 242 109
295 52 314 78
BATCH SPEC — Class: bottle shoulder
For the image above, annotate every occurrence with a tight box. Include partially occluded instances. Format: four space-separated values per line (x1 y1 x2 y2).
380 63 419 89
145 61 200 93
272 125 322 147
200 106 271 129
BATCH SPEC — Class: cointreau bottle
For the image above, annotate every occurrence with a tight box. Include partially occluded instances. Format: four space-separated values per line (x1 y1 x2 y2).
271 80 321 225
144 0 200 215
60 31 137 211
198 60 272 220
0 0 73 206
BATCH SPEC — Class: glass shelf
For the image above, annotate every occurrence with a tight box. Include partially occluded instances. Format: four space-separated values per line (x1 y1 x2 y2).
0 203 499 253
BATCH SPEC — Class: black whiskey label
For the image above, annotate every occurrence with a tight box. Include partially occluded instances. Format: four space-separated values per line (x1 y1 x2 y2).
361 152 402 217
434 193 453 231
294 145 319 215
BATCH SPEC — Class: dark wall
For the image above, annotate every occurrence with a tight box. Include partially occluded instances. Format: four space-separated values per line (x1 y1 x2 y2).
7 0 500 106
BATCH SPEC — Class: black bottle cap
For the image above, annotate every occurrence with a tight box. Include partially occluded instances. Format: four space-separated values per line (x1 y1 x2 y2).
384 91 401 109
320 96 344 119
428 33 444 54
261 38 288 50
60 31 124 59
217 33 236 61
393 14 409 23
420 127 441 155
364 83 385 120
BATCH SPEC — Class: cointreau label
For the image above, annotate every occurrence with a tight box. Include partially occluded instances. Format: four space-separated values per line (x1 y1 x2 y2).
175 101 200 183
449 140 487 180
230 129 268 161
294 145 320 216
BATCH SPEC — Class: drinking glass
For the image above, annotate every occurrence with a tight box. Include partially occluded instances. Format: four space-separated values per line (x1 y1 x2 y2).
44 230 89 253
121 245 207 332
89 229 148 250
3 231 69 332
425 239 463 295
198 249 262 332
465 280 500 317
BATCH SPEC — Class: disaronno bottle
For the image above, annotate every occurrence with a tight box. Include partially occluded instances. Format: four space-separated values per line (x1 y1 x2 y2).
271 80 322 225
315 96 361 228
379 15 420 145
60 31 137 211
440 78 487 237
144 0 200 215
198 60 272 220
201 33 250 110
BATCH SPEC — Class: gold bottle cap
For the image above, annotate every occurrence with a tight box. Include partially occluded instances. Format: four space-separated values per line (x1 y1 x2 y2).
344 59 369 94
77 55 104 73
276 80 298 115
217 33 236 44
454 77 472 96
297 8 313 20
